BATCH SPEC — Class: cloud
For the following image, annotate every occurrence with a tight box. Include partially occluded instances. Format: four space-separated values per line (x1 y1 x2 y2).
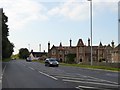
48 0 118 21
0 0 119 31
0 0 48 30
48 0 89 21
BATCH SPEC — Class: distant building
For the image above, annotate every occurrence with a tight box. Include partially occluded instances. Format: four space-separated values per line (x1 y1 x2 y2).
29 50 47 60
48 38 120 63
48 39 76 62
111 44 120 63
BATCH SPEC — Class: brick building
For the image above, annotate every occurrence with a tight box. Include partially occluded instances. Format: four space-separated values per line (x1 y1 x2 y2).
48 38 120 63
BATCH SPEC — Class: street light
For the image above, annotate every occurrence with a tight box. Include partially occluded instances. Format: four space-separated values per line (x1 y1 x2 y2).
88 0 93 65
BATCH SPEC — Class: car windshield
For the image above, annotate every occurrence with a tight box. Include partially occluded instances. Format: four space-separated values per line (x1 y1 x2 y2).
49 59 57 62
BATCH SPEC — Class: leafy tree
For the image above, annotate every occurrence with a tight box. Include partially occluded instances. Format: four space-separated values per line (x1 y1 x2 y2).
2 11 14 59
66 54 76 64
19 48 29 59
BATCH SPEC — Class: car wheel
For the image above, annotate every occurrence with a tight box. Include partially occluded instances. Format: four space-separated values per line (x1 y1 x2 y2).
56 65 59 67
48 63 50 67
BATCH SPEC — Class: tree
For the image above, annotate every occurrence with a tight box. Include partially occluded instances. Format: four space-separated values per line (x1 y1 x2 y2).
19 48 29 59
66 54 76 64
2 11 14 59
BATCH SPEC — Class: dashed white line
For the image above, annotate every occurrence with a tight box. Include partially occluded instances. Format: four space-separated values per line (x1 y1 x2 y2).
23 65 26 66
63 79 119 87
38 71 58 80
76 85 96 89
29 67 35 70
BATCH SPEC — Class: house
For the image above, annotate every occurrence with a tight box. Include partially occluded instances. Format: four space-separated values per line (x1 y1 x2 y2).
48 39 76 62
29 50 47 60
48 38 120 63
111 44 120 63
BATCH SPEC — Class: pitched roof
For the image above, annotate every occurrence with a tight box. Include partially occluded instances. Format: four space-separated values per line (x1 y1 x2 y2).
31 52 47 57
77 39 84 46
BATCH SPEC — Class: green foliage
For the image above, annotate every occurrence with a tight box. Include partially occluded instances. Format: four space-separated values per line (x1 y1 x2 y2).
2 58 11 62
18 48 29 59
66 54 76 63
11 54 19 59
2 12 14 59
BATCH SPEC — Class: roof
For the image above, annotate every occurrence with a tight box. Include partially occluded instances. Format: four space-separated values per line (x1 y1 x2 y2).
77 39 84 46
31 52 47 57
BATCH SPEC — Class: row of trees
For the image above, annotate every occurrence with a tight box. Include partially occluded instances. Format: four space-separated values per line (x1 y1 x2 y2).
2 10 14 59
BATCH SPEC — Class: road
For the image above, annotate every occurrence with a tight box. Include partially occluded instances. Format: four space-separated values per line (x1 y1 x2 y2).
2 60 120 90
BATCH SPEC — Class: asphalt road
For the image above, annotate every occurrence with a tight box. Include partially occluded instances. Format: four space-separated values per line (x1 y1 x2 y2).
2 60 120 90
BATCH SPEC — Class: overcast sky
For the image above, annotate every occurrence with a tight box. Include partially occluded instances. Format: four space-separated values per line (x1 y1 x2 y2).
0 0 119 54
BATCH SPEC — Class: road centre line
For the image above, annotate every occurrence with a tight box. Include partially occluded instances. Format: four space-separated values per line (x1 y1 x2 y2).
29 67 35 70
75 85 96 89
23 65 26 66
38 71 58 80
63 79 119 87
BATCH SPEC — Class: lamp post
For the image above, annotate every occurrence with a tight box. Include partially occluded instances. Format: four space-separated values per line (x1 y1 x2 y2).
88 0 93 65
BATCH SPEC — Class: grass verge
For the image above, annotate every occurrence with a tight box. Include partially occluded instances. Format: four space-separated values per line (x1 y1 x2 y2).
32 60 120 72
2 58 11 62
60 63 120 72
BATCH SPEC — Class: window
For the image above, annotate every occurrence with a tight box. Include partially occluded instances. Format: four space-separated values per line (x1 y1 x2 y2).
59 50 62 54
52 50 56 55
79 47 83 53
65 51 68 54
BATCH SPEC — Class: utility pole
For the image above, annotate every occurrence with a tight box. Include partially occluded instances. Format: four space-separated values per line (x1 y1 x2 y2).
88 0 93 65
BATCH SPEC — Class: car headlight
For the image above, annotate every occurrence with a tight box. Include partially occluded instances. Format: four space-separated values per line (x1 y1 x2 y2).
56 62 59 64
50 62 52 64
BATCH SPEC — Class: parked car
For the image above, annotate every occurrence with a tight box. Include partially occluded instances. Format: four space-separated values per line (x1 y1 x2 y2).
45 58 59 67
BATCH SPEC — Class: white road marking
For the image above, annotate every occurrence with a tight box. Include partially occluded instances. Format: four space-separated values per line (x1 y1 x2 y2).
76 73 118 85
76 85 96 89
23 65 26 66
38 71 58 80
29 67 35 70
63 79 119 87
2 65 7 75
86 75 118 85
55 76 104 82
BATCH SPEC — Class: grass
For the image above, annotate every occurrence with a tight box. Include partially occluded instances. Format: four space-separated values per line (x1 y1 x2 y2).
2 58 11 62
60 63 120 72
31 60 120 72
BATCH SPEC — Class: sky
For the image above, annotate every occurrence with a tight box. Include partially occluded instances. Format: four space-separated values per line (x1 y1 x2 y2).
0 0 119 54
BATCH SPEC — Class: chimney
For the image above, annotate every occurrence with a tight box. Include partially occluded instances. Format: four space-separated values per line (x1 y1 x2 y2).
60 42 62 47
111 40 114 48
48 41 50 52
88 38 90 46
70 39 72 47
44 50 45 52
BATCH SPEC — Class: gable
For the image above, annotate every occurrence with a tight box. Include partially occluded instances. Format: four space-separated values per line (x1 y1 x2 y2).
77 39 84 46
